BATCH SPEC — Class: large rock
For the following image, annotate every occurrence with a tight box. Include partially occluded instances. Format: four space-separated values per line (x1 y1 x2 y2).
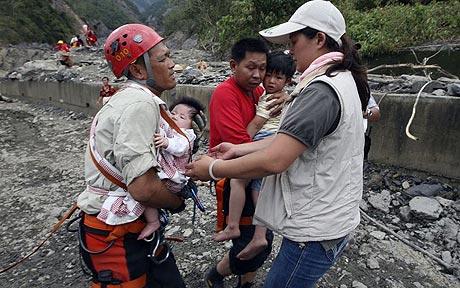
443 218 459 240
405 183 443 197
368 189 391 213
409 196 443 220
410 80 445 94
447 83 460 96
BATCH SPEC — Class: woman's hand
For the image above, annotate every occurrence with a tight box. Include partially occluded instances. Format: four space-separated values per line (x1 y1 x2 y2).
185 155 215 181
267 91 289 117
209 142 239 160
154 133 169 148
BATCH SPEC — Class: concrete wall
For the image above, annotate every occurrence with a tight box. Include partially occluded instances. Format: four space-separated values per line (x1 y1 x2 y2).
370 93 459 179
1 79 459 179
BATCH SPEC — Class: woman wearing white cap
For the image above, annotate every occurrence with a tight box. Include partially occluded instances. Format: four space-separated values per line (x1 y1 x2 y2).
186 1 370 287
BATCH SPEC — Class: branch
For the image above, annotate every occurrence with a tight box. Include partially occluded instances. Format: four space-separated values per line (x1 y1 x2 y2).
368 64 458 79
368 64 442 73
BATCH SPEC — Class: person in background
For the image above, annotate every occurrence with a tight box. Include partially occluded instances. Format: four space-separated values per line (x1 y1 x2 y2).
54 40 70 52
97 76 117 107
70 35 84 48
363 95 381 160
83 24 98 46
186 1 370 287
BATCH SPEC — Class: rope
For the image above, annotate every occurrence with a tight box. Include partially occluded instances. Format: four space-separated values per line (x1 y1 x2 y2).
405 80 433 141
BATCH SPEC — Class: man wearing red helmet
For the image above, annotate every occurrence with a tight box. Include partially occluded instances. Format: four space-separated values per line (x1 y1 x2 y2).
77 24 186 288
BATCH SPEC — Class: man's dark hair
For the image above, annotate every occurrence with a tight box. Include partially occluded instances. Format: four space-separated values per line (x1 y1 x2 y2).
102 76 109 81
231 38 269 63
169 95 205 117
267 51 296 79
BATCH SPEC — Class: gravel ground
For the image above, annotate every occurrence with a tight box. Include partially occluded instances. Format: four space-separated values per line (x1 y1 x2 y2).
0 97 458 288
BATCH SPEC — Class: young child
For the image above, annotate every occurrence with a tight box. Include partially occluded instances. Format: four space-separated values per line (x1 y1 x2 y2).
138 96 206 240
214 51 296 260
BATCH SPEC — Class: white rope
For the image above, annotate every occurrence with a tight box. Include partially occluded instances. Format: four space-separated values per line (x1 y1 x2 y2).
405 80 433 141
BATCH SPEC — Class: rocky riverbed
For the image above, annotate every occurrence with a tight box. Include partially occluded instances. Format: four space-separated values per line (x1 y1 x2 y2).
0 94 459 287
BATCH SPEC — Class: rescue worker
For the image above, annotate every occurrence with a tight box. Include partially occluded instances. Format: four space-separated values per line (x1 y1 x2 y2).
77 24 186 288
83 24 98 46
54 40 70 52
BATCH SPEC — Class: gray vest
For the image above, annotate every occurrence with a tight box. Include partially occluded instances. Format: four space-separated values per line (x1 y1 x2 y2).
254 71 364 242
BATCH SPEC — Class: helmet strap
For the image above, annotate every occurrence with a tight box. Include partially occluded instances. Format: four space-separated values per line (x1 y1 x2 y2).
143 52 157 89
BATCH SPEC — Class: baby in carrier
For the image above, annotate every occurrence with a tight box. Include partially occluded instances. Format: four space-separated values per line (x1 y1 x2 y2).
139 96 206 239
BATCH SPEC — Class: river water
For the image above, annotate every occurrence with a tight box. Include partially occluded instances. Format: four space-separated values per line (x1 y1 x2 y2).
365 48 460 78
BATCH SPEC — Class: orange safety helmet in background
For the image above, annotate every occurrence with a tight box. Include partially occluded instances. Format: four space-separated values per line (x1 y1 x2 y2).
104 24 164 78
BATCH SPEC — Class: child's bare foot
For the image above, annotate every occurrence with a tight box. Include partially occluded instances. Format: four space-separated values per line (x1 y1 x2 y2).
237 237 268 260
213 225 240 242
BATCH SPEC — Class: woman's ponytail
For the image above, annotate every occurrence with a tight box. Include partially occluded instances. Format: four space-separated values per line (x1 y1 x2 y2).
325 34 370 111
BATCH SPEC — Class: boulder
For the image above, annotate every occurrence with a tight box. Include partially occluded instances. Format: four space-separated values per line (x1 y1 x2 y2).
410 80 445 94
409 196 442 220
405 183 443 197
447 83 460 96
443 218 459 240
368 190 391 213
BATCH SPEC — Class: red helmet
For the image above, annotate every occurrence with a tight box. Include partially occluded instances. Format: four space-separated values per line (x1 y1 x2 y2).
104 24 164 78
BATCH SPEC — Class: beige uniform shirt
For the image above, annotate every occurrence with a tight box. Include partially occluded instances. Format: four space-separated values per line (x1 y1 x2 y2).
78 81 162 214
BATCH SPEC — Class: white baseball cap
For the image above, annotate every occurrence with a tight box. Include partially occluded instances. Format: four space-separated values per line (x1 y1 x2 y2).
259 0 346 46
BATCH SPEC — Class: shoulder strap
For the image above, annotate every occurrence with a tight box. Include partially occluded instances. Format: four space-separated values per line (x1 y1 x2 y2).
89 145 127 190
88 113 128 190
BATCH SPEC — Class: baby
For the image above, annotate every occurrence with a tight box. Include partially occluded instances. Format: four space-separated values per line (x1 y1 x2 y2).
138 96 206 239
215 51 296 260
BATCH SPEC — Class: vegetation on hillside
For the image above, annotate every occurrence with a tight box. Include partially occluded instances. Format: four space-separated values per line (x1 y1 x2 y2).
0 0 75 45
164 0 459 56
67 0 140 30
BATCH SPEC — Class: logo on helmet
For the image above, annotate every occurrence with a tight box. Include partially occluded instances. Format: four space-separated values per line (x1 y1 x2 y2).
133 34 143 43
